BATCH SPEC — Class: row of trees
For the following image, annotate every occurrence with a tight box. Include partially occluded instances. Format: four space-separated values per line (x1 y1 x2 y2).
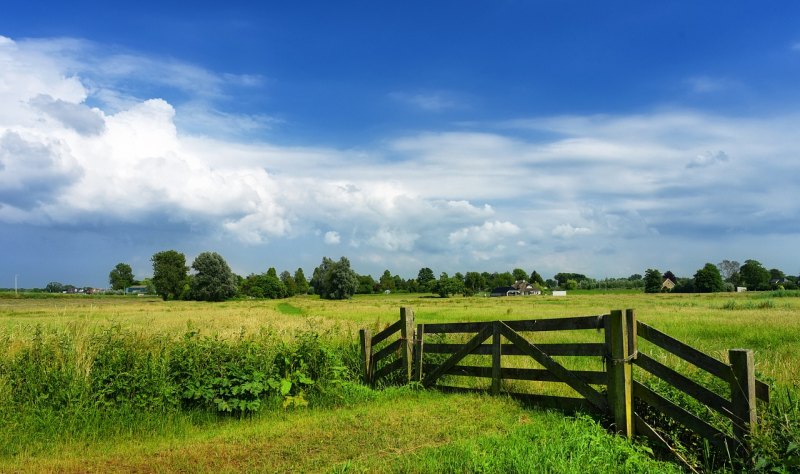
95 252 798 302
643 259 797 293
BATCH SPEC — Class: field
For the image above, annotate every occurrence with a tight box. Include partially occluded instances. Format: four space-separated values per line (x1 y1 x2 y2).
1 291 798 472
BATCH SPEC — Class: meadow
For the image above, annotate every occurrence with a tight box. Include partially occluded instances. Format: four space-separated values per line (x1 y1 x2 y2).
0 291 798 472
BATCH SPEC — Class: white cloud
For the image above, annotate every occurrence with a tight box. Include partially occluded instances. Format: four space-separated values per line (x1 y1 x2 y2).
552 224 592 239
389 91 463 111
324 231 341 244
449 221 521 246
687 150 729 168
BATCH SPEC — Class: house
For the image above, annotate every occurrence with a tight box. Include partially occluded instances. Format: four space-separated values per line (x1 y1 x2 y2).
490 286 519 297
512 280 542 296
661 279 676 292
125 285 149 295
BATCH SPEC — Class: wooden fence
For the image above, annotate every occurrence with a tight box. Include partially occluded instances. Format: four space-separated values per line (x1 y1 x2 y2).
359 307 770 462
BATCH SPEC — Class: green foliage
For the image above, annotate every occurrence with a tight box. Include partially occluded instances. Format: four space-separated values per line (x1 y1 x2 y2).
151 250 189 301
108 262 135 291
280 271 297 296
565 279 578 291
740 259 771 291
693 262 724 293
417 267 436 293
189 252 238 302
294 268 310 295
312 256 359 300
240 273 287 299
644 268 662 293
45 281 64 293
512 268 528 282
434 272 465 298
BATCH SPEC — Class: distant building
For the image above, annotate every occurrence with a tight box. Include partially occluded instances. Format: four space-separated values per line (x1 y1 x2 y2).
552 290 567 297
736 287 748 293
661 279 676 292
490 280 542 297
125 285 148 295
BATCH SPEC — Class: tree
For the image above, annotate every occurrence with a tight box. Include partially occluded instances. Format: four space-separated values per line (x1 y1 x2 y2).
151 250 189 301
109 263 135 290
416 267 436 293
717 260 740 281
662 271 677 284
45 281 64 293
312 256 358 300
189 252 237 302
512 268 528 282
644 269 662 293
280 271 297 296
434 272 464 298
530 270 545 287
240 273 286 299
565 279 578 291
693 263 724 293
356 274 376 294
464 272 485 295
740 259 770 290
294 268 309 295
379 270 395 292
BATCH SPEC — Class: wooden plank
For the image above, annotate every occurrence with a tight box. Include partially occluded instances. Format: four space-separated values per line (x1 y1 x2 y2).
729 349 756 451
635 353 734 419
756 380 770 403
503 315 605 332
491 321 501 395
423 364 606 384
606 309 633 437
498 322 609 412
633 381 738 453
400 307 415 382
422 325 493 388
633 413 700 474
422 321 491 334
371 319 403 346
359 329 372 384
414 323 424 382
637 321 732 382
372 358 402 383
371 339 401 364
626 309 638 361
423 343 606 357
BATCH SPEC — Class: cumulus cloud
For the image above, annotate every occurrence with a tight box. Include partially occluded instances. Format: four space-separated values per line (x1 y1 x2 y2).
324 231 341 244
552 224 592 239
687 150 729 168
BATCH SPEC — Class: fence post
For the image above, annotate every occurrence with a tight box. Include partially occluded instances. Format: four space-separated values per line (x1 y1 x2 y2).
414 323 425 382
605 309 634 438
729 349 756 453
359 329 372 385
400 307 415 383
491 321 501 395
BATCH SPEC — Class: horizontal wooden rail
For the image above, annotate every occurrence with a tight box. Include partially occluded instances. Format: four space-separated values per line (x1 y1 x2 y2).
423 342 606 357
435 385 600 413
635 353 735 419
422 364 607 384
637 322 769 402
372 339 402 365
633 381 738 453
423 315 605 334
371 319 403 346
373 358 402 382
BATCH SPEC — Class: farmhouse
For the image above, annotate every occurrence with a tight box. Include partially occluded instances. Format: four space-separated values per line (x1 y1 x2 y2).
661 278 675 292
490 280 542 297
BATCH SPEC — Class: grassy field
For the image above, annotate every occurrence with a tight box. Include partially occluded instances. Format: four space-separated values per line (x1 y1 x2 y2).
1 291 798 472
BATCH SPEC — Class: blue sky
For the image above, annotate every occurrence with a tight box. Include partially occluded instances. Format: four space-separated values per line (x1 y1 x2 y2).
2 1 800 288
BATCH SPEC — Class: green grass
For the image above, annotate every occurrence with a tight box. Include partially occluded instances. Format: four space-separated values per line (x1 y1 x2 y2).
1 292 799 472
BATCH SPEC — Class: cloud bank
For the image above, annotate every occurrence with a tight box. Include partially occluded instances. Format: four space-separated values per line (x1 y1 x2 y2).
2 35 799 281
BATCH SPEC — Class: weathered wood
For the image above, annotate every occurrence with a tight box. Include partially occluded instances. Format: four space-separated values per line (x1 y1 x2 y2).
400 307 415 382
373 358 403 383
422 315 604 334
359 329 372 384
371 319 403 346
606 309 634 437
422 343 606 357
414 323 424 382
422 364 606 384
637 321 732 382
422 325 493 388
635 353 734 419
626 309 638 361
756 379 770 403
633 413 700 474
371 339 402 364
491 321 501 395
498 322 609 412
503 315 606 332
633 381 738 453
729 349 756 450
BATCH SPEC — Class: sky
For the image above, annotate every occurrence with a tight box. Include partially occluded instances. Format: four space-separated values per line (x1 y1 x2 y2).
2 1 800 288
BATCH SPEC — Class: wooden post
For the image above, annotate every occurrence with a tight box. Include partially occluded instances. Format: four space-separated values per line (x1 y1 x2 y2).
414 323 425 382
729 349 756 452
605 309 633 437
400 307 415 383
359 328 372 385
626 309 637 362
491 321 502 395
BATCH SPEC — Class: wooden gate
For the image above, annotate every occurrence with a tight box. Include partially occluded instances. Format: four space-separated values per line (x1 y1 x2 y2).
359 307 770 462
